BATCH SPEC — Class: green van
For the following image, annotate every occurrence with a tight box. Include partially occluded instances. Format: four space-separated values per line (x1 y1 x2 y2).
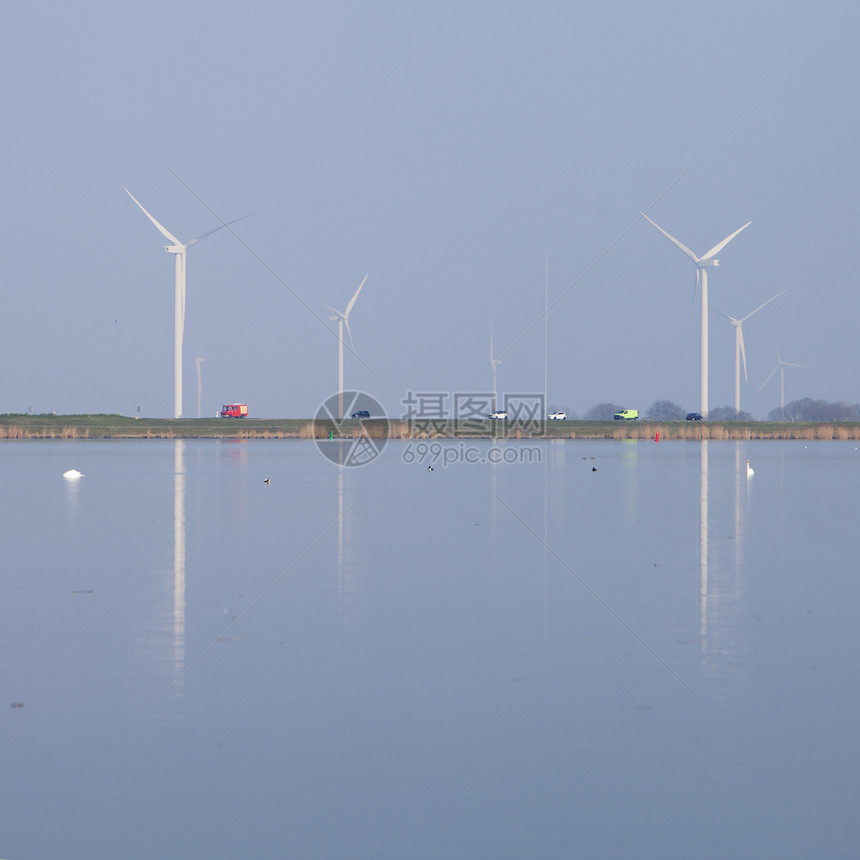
613 409 639 420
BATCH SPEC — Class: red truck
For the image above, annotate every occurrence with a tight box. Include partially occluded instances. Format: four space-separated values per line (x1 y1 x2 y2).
220 403 249 418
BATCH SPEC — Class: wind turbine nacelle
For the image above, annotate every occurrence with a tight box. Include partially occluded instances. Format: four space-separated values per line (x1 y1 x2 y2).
699 259 719 268
164 245 182 254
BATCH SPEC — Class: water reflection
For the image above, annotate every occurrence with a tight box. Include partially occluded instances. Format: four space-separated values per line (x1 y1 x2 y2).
699 440 710 648
173 440 186 678
333 446 363 620
64 472 82 515
542 442 549 644
697 440 751 680
217 439 249 530
547 440 566 518
621 439 638 524
490 450 499 549
7 441 859 858
337 465 345 601
543 441 568 643
734 444 747 571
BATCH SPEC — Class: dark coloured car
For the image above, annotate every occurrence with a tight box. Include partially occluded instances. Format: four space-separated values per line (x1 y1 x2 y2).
686 412 703 421
351 410 371 419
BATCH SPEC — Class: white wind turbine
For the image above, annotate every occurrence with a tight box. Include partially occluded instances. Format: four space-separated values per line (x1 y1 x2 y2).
323 274 368 419
641 212 751 418
716 290 786 414
758 349 810 420
126 189 245 419
194 355 206 419
490 325 502 412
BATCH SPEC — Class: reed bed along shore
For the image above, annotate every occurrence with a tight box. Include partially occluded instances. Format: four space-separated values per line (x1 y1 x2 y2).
2 415 860 441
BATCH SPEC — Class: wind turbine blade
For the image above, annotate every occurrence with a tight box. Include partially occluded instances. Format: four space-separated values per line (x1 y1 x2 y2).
180 252 187 333
125 188 182 246
185 214 251 248
640 212 700 263
344 274 368 318
738 326 748 382
702 221 751 260
782 361 811 369
344 317 356 354
739 289 787 323
322 303 343 319
690 269 699 323
758 363 780 392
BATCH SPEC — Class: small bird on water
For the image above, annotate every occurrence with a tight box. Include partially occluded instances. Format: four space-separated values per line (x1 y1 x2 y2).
427 465 434 471
263 478 271 484
746 459 754 477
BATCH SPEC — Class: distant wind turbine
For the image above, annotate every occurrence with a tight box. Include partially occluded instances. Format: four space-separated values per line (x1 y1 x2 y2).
194 355 206 419
490 325 502 412
125 189 246 419
758 349 810 419
641 212 751 418
715 290 786 414
324 274 368 419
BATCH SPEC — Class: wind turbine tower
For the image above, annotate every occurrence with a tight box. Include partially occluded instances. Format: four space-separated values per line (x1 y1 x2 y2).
195 355 206 419
490 325 502 412
126 189 245 419
642 212 751 418
758 349 810 419
718 290 786 414
324 274 368 419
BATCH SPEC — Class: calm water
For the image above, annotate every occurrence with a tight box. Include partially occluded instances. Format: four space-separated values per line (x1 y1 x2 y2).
1 438 859 859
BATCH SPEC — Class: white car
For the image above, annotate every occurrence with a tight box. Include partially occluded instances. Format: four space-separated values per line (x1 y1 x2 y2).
489 411 508 420
548 411 567 420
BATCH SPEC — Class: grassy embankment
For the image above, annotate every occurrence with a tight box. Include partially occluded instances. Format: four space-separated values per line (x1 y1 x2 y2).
2 414 860 441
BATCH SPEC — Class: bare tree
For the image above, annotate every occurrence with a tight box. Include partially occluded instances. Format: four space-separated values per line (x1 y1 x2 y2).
775 398 860 421
584 402 624 421
708 405 753 421
646 400 686 421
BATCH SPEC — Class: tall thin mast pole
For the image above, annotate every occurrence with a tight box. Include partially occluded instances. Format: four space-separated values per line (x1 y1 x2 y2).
544 250 549 415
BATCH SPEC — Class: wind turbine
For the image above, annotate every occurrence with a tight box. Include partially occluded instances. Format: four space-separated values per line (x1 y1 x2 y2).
126 189 245 419
324 274 368 419
490 325 502 412
758 349 810 420
194 355 206 419
641 212 751 418
715 290 786 414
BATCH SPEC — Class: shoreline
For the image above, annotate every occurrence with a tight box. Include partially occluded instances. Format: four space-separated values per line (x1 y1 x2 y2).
2 415 860 441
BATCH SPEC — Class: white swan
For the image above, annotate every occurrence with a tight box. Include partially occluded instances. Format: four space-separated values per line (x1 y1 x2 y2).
746 459 754 477
62 469 84 479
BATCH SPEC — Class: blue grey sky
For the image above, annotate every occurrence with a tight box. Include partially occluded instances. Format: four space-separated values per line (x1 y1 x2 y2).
3 1 856 418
